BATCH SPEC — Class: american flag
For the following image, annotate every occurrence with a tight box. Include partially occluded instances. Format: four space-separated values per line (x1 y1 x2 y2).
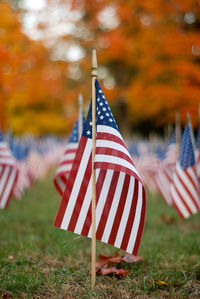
54 112 85 195
54 80 146 255
0 135 18 209
195 126 200 181
169 124 200 218
155 133 179 205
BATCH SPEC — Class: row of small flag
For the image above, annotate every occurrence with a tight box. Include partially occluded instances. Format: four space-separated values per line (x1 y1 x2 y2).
0 132 65 209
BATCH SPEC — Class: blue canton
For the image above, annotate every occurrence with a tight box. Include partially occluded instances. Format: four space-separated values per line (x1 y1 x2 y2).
69 112 85 142
82 80 119 139
179 124 195 169
196 125 200 150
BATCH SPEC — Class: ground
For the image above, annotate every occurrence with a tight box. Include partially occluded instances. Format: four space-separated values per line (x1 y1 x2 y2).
0 170 200 298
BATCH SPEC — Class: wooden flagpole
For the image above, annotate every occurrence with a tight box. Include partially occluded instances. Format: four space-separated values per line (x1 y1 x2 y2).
91 49 97 291
175 112 181 146
78 93 83 141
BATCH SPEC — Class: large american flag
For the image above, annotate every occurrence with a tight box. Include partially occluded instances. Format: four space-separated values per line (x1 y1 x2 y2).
54 112 85 195
169 124 200 218
54 80 146 255
0 136 18 209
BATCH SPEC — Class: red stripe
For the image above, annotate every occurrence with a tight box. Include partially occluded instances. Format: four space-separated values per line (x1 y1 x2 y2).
132 187 146 255
59 160 74 166
5 168 18 208
120 180 138 251
81 169 107 236
96 147 133 166
170 187 185 219
108 174 130 245
67 154 92 232
54 137 88 227
95 162 142 183
63 149 77 155
172 172 193 216
0 167 12 208
185 167 199 196
176 169 199 211
97 132 127 149
96 171 120 240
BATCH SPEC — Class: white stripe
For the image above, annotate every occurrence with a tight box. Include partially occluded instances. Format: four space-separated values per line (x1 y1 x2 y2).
95 154 139 177
170 184 190 218
96 139 131 159
55 176 66 193
64 143 78 151
177 164 199 201
101 172 126 243
114 177 135 248
56 164 73 174
173 173 197 213
0 168 17 208
0 166 10 200
60 152 76 163
126 183 143 253
97 125 123 141
74 169 100 235
88 169 114 237
61 139 92 230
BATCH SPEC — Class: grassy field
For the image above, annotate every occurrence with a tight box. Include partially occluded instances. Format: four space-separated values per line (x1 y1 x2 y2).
0 170 200 298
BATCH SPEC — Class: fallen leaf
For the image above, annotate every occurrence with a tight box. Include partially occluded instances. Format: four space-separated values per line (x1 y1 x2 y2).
161 214 176 224
96 252 122 268
8 256 14 260
98 267 130 277
2 293 12 298
152 279 168 286
122 254 144 263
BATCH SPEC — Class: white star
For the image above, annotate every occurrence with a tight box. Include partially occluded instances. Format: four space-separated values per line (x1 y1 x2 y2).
109 118 113 122
89 121 92 126
99 90 103 93
87 130 91 135
100 102 103 106
100 115 104 120
102 95 105 99
98 111 101 115
103 107 106 111
97 97 100 102
106 113 109 116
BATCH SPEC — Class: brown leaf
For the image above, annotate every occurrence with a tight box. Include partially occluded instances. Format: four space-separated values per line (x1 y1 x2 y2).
2 293 12 299
96 252 122 268
122 254 144 263
98 267 130 277
161 214 176 224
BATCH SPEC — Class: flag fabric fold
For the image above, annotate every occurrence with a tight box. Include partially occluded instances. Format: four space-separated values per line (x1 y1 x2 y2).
54 80 146 255
169 124 200 218
0 136 18 209
54 113 85 195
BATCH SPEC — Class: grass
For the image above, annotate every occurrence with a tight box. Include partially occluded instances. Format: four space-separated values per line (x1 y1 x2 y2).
0 169 200 298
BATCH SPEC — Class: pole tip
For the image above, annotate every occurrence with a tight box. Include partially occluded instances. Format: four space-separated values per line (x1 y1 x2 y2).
186 113 191 123
91 49 98 77
78 93 83 106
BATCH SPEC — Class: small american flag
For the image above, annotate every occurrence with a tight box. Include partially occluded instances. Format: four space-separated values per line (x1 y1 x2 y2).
54 80 146 255
155 133 179 205
169 124 200 218
54 112 85 195
195 126 200 181
0 135 18 209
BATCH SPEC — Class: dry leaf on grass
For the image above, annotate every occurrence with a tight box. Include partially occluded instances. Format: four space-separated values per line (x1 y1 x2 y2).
2 293 12 299
161 214 176 224
98 267 130 277
96 252 122 268
122 254 144 263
